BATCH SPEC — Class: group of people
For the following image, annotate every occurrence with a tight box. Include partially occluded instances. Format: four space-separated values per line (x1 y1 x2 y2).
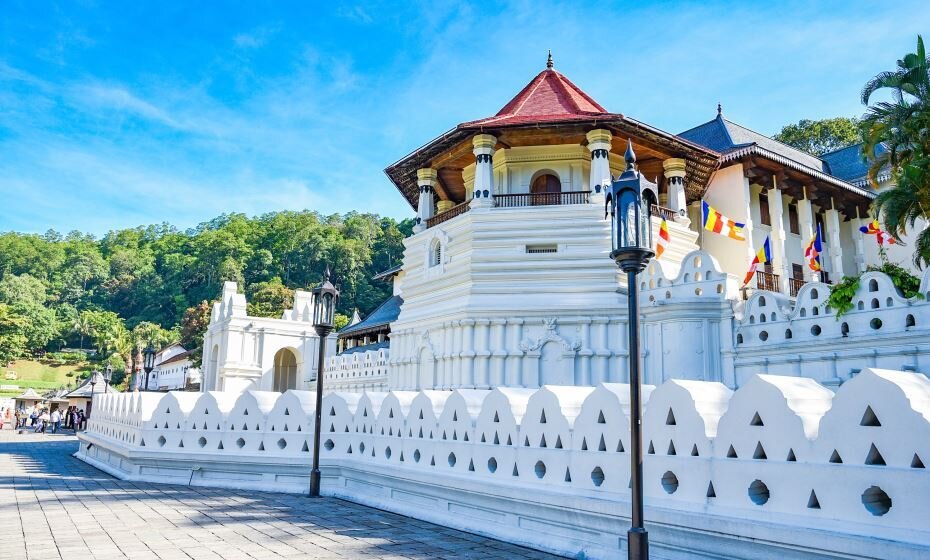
0 405 86 433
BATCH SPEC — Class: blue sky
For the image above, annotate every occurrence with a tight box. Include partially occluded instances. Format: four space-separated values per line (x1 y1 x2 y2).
1 1 928 236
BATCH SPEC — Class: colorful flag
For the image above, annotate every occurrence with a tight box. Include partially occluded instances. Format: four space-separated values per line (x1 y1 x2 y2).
702 201 746 241
656 217 670 259
742 236 773 287
859 219 897 246
804 225 823 271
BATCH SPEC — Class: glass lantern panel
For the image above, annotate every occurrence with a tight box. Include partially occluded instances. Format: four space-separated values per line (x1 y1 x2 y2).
619 190 639 249
322 293 334 324
640 198 652 249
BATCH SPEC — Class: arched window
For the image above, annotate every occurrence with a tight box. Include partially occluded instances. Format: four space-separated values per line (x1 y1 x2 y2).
273 348 298 392
530 173 561 206
429 239 442 267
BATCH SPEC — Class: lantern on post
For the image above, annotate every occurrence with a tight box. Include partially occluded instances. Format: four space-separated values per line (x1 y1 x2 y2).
605 139 656 560
142 345 156 392
607 140 656 273
310 266 340 498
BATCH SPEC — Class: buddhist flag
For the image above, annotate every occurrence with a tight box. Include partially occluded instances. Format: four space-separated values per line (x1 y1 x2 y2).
702 201 746 241
742 237 773 287
656 217 670 259
804 225 823 272
859 219 897 246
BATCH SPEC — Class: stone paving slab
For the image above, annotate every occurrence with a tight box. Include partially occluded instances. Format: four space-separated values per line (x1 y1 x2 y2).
0 429 565 559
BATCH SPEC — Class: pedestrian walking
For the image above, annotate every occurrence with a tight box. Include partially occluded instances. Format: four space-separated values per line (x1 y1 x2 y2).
50 409 61 434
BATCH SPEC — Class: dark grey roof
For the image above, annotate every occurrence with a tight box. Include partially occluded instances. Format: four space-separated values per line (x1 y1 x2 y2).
821 143 889 185
63 371 119 399
680 114 825 171
372 265 402 281
679 114 874 199
338 295 403 337
338 341 390 356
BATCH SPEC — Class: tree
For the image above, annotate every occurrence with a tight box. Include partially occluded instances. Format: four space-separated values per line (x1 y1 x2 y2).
0 274 58 355
179 301 211 366
247 278 294 318
0 303 29 364
773 117 862 155
861 35 930 267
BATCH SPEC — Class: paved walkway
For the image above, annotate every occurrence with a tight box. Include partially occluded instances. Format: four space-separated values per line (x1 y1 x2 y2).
0 430 563 560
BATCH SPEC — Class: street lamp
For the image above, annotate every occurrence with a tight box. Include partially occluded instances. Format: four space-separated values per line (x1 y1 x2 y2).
88 371 98 422
309 266 339 498
143 345 156 392
104 364 113 393
606 140 655 560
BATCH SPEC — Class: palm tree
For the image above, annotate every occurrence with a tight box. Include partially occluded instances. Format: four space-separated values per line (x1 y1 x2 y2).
73 313 93 351
861 35 930 267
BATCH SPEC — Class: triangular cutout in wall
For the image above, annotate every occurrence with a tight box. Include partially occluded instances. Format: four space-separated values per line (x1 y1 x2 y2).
690 444 699 456
706 481 716 498
807 490 821 509
829 450 843 463
753 442 767 460
727 445 737 458
667 441 677 456
786 448 797 462
647 441 655 454
597 411 606 424
750 412 764 426
860 405 881 427
865 443 886 466
912 454 926 469
666 408 676 425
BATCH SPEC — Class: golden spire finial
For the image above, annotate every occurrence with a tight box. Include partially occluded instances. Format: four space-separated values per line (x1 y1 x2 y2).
546 50 553 69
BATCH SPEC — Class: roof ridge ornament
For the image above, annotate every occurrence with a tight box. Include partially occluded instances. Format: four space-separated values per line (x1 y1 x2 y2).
717 102 723 117
546 50 553 69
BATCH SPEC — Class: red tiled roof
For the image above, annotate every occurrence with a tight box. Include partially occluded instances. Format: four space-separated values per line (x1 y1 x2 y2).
462 68 615 127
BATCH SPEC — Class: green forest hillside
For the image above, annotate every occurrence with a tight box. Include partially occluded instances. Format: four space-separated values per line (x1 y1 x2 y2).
0 210 413 386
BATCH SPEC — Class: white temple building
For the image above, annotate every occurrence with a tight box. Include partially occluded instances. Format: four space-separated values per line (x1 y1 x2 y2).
78 59 930 560
202 58 928 395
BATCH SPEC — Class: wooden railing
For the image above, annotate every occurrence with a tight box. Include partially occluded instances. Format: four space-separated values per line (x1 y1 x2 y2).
651 204 679 222
426 202 469 228
493 191 589 208
789 277 806 298
755 270 780 292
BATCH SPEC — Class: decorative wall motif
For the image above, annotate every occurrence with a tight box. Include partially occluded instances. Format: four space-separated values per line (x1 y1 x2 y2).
83 367 930 538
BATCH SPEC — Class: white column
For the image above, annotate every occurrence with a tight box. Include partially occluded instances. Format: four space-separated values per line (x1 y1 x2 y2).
741 177 756 265
586 129 612 203
470 134 496 209
489 319 506 387
767 183 791 293
797 191 817 282
825 205 845 279
662 158 689 225
413 168 437 233
854 217 869 273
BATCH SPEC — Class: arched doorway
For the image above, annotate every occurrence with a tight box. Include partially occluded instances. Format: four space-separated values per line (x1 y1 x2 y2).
273 348 298 392
530 173 561 205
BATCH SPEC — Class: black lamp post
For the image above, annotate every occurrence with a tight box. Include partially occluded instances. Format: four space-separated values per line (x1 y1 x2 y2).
310 266 339 498
606 140 655 560
143 345 156 392
88 371 98 421
104 364 113 393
